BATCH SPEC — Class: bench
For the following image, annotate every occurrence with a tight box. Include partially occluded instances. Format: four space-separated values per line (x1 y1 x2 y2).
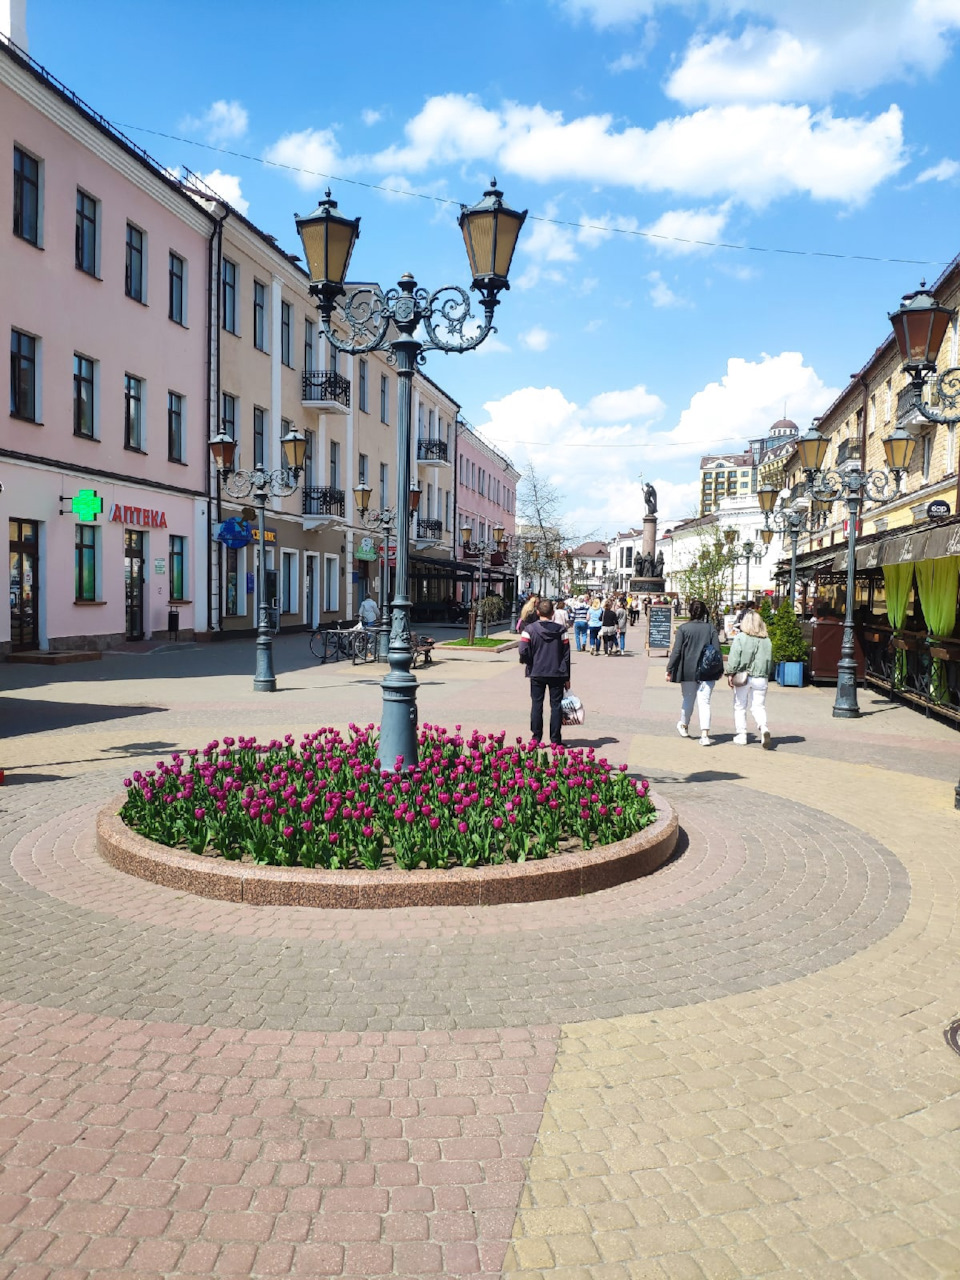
411 633 435 668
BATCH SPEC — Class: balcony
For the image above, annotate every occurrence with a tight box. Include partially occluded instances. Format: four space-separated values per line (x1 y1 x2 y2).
836 439 861 468
416 517 444 543
301 370 350 413
302 486 345 527
417 438 450 465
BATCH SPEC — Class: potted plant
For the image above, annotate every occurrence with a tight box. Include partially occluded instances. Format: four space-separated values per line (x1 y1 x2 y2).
771 598 808 686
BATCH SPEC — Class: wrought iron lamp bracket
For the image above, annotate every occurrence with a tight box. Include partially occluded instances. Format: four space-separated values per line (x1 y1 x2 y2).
221 466 299 501
809 467 897 505
908 366 960 424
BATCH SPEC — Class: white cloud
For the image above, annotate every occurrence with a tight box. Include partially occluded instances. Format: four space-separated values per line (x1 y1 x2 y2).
587 384 665 422
519 325 554 351
917 158 960 182
561 0 655 25
368 93 904 208
181 100 248 144
522 209 579 263
576 213 640 249
196 169 249 215
656 351 837 458
263 128 348 191
641 204 731 254
647 271 687 308
361 108 382 126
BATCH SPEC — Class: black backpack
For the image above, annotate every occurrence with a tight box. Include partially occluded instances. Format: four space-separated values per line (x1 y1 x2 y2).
695 642 724 682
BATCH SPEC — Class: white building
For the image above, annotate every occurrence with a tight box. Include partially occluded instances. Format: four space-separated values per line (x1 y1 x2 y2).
658 494 778 606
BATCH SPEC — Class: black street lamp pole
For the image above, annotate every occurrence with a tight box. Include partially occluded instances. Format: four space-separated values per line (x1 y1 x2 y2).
296 184 526 771
210 428 307 692
353 481 421 661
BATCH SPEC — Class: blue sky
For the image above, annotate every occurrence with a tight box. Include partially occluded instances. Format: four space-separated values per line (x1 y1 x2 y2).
23 0 960 534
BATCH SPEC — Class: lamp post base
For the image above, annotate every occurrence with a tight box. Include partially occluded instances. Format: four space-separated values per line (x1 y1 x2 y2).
254 629 277 693
832 660 860 718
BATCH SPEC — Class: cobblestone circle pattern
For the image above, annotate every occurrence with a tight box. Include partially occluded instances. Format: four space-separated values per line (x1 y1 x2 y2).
0 769 909 1034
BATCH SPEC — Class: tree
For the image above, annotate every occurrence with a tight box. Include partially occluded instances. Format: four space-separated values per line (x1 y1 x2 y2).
516 461 580 596
673 528 732 621
771 598 808 663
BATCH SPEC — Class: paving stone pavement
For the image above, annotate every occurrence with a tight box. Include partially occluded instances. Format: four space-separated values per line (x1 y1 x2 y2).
1 634 958 1277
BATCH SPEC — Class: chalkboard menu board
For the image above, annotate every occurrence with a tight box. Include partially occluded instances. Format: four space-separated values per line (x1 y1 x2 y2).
647 604 673 654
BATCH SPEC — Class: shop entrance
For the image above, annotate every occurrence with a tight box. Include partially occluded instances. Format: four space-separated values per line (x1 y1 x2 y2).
124 530 145 640
9 519 39 651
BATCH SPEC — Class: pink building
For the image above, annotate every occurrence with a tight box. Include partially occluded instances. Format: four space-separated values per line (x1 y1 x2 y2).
1 40 212 653
455 420 520 603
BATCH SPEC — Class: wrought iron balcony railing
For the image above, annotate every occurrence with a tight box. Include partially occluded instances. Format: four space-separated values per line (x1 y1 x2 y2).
417 438 449 463
416 517 444 541
301 369 351 407
302 486 345 517
836 438 862 467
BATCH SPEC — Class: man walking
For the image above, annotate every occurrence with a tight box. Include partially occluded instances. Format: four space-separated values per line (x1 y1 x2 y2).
519 598 571 746
571 594 590 652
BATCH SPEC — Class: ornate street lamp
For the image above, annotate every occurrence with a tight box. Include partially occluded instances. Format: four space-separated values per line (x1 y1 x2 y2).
210 425 307 692
799 421 916 719
758 484 824 610
725 536 766 605
353 479 421 660
461 524 505 637
297 182 526 771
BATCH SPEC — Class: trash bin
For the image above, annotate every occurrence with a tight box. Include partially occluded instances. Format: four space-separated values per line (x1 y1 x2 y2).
167 608 180 641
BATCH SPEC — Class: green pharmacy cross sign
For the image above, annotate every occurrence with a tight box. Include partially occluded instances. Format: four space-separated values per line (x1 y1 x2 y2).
71 489 103 522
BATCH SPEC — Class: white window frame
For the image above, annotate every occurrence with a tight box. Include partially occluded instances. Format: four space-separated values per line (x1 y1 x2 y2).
169 250 188 326
14 144 44 248
280 548 298 614
323 552 340 613
303 551 321 627
125 221 148 304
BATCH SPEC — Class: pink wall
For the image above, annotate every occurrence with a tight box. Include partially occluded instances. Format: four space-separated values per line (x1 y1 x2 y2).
455 429 518 542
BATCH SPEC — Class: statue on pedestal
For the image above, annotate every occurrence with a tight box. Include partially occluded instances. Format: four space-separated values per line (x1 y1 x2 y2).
654 550 664 579
643 483 658 516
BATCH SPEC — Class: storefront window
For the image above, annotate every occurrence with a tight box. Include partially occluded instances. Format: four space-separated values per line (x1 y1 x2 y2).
225 546 239 616
169 535 185 601
75 525 97 601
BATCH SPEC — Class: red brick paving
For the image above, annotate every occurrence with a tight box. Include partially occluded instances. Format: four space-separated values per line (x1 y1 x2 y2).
0 1005 557 1277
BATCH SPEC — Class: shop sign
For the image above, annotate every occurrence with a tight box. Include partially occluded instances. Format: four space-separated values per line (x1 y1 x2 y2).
70 489 103 522
154 559 166 575
250 527 277 544
928 500 951 519
216 518 253 548
109 503 167 528
356 536 378 562
246 572 255 593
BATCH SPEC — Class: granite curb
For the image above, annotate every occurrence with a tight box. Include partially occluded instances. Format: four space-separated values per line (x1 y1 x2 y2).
95 790 679 909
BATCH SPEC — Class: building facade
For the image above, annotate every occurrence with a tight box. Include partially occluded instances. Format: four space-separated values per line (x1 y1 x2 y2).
455 421 519 606
2 39 212 654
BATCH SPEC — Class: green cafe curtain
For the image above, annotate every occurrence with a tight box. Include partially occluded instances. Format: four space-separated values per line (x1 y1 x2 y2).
915 556 960 703
883 562 914 689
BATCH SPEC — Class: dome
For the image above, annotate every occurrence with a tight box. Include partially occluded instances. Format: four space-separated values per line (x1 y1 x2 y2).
769 418 798 435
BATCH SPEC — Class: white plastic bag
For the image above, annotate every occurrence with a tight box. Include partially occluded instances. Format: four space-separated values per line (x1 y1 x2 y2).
561 693 585 726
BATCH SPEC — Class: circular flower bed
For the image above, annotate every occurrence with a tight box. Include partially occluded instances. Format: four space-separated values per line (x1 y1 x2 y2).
119 724 656 872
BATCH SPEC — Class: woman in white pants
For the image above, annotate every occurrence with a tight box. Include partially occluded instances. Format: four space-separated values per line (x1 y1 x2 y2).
665 599 722 745
725 609 773 748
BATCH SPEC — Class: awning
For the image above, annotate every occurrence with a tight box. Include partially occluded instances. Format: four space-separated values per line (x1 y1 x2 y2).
922 520 960 561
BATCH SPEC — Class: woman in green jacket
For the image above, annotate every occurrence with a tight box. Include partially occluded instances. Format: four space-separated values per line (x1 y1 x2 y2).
725 609 773 749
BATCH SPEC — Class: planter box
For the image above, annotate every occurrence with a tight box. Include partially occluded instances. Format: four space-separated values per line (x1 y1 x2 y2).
928 646 953 662
776 660 806 687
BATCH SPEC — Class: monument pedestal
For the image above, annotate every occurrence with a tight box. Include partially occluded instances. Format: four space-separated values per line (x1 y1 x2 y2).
642 514 657 561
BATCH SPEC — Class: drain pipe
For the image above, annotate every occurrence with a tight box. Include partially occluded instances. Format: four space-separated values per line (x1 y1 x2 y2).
205 207 227 633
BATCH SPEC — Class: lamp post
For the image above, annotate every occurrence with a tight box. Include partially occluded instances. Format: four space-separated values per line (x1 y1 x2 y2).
795 421 916 718
353 479 421 661
296 182 526 771
210 426 307 692
888 283 960 806
757 485 825 608
724 532 766 607
461 523 505 637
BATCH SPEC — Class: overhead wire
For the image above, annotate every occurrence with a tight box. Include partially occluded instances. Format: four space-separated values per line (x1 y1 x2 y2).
109 119 951 268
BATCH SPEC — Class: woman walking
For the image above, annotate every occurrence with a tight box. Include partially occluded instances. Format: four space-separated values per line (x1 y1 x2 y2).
587 598 603 655
725 609 773 748
665 599 722 746
516 594 540 634
616 598 628 654
600 598 619 655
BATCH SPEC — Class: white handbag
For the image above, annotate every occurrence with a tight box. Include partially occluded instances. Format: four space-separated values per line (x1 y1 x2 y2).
561 693 585 725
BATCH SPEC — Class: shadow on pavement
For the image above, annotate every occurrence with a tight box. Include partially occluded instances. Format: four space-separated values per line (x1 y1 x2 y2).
0 699 164 738
645 770 744 785
0 771 66 785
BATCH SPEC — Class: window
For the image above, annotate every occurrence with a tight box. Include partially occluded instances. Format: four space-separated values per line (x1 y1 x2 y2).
74 354 95 438
304 429 315 487
169 535 186 600
358 452 368 485
13 147 40 246
281 301 292 366
471 462 476 490
359 358 368 412
75 525 97 601
445 490 451 531
124 375 144 450
923 433 932 482
253 281 266 351
75 189 97 275
304 318 315 371
222 259 237 333
10 330 37 420
169 253 185 324
224 546 239 616
168 392 184 462
418 404 425 439
379 462 388 511
329 343 338 373
125 223 145 301
323 553 339 613
380 373 389 423
281 550 297 613
221 392 236 439
329 439 340 489
253 406 265 468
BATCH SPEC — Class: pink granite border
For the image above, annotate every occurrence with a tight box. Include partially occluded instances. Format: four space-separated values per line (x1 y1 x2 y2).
96 792 678 909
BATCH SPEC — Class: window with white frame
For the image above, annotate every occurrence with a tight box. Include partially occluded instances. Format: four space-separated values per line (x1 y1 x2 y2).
169 252 185 324
329 439 340 488
253 406 265 468
253 280 267 351
304 318 315 371
379 462 388 510
125 223 145 302
358 452 368 485
73 353 96 438
304 428 315 487
221 392 236 439
380 373 389 423
124 374 144 451
281 301 292 366
222 259 238 333
168 392 185 462
359 358 368 412
323 553 339 613
281 549 298 614
75 189 98 275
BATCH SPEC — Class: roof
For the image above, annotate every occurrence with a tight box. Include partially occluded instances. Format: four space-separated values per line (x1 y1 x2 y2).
569 541 609 557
